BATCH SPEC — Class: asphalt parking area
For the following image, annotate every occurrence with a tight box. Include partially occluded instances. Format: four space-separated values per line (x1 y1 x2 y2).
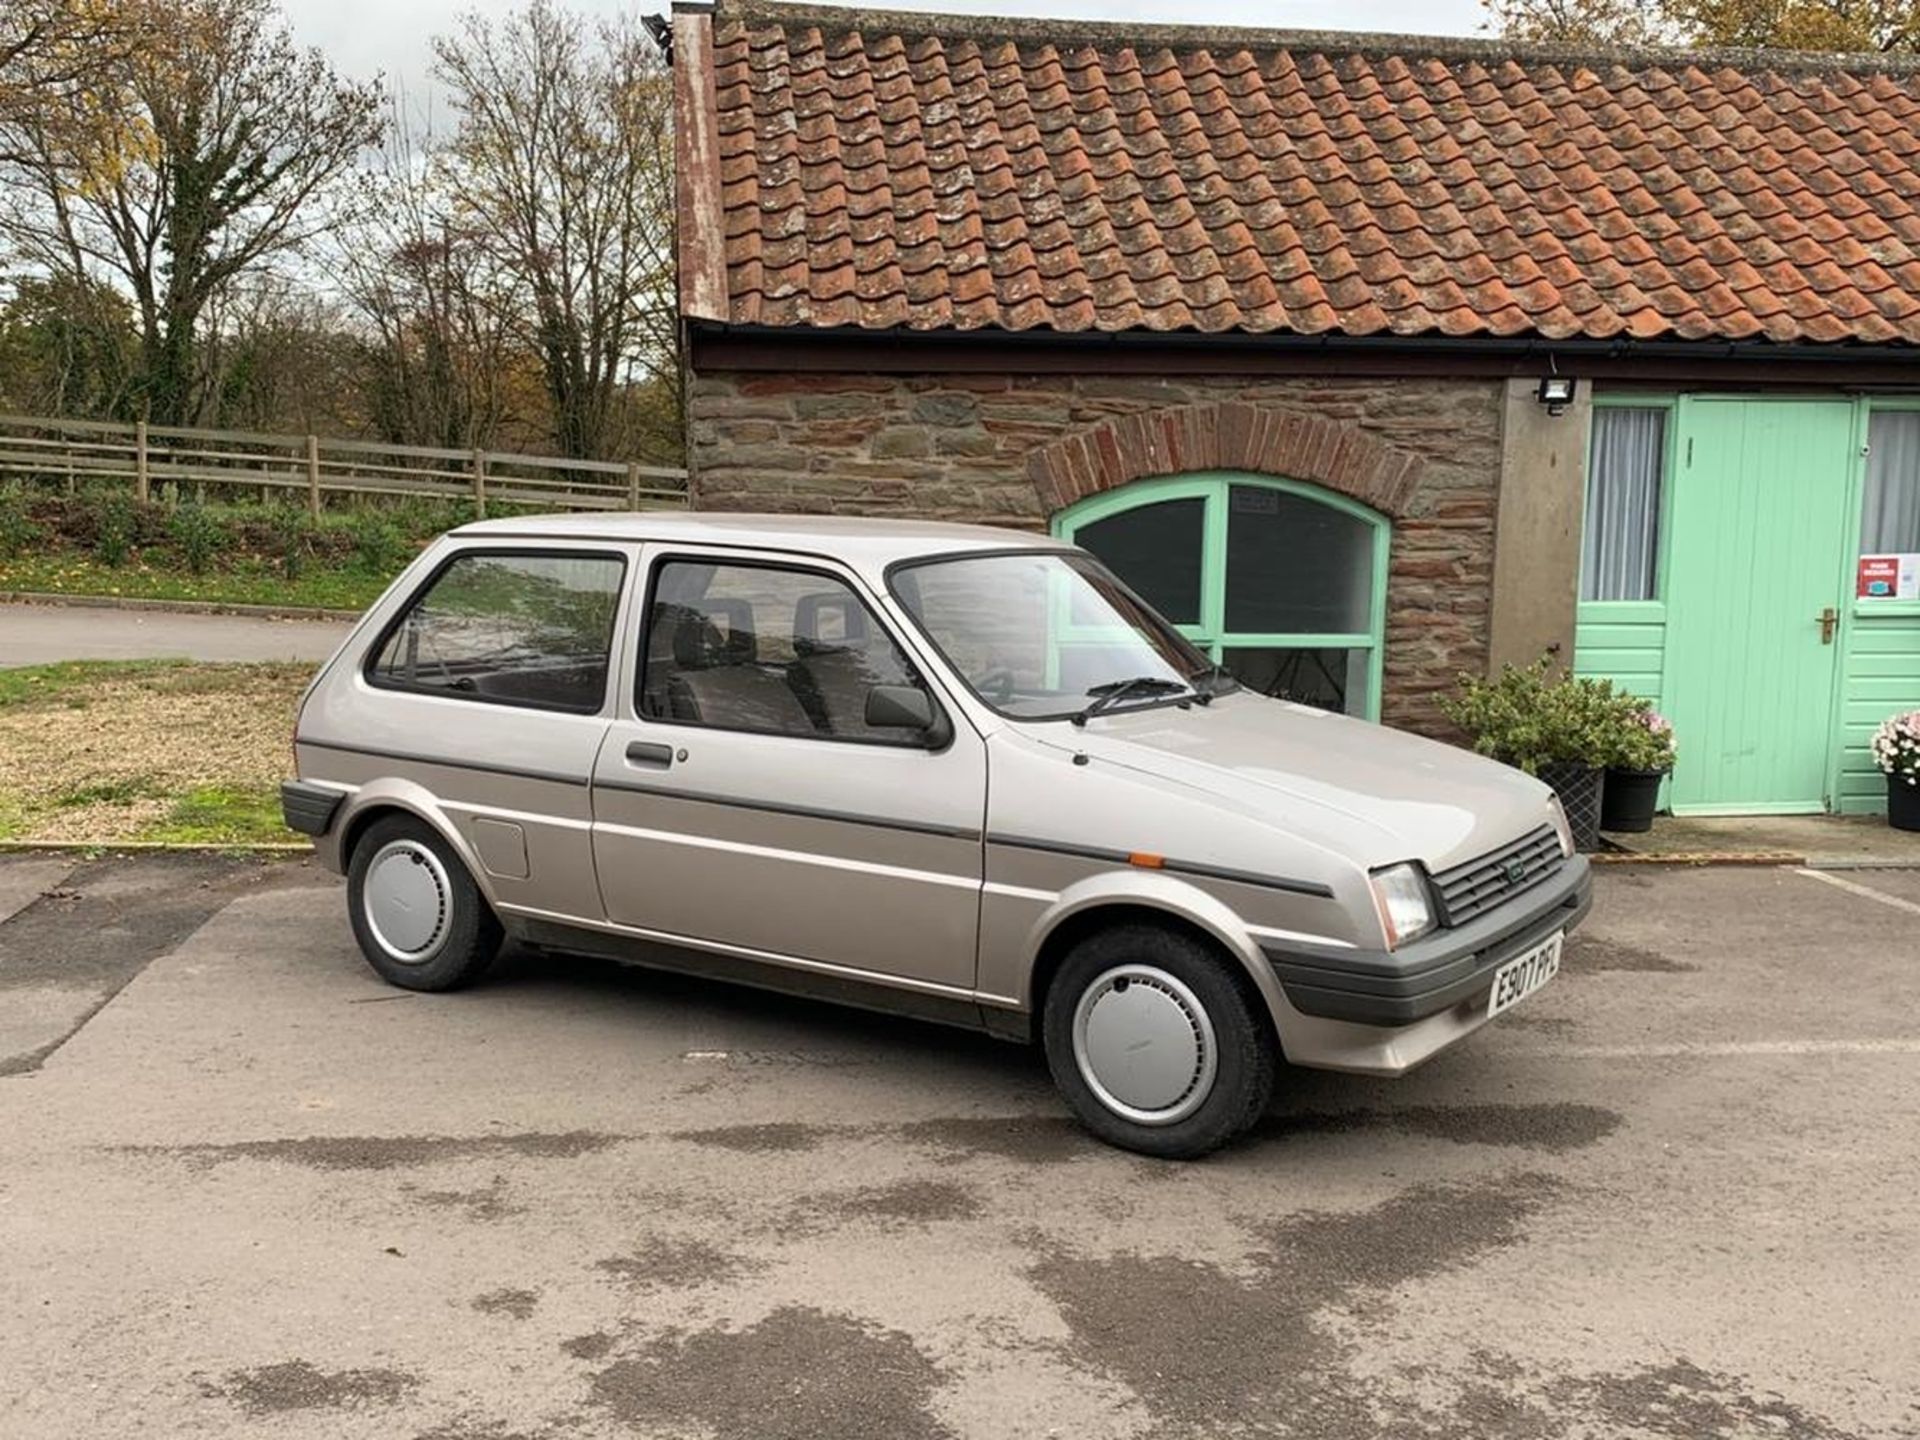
2 857 1916 1439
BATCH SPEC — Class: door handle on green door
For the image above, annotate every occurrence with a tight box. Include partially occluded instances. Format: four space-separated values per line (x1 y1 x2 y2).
625 740 674 768
1818 607 1838 644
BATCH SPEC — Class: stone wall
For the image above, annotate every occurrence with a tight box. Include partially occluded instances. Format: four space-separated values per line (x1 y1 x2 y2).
687 371 1505 734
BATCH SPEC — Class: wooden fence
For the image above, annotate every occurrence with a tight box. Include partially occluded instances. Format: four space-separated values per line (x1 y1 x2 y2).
0 414 688 516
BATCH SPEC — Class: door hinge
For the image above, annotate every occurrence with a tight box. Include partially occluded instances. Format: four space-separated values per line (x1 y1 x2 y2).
1685 436 1694 467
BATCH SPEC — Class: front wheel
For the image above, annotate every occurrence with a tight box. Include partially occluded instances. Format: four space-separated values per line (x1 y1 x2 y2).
1042 924 1276 1159
346 814 503 992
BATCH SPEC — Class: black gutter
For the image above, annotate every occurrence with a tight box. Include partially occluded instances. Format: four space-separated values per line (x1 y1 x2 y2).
691 319 1920 369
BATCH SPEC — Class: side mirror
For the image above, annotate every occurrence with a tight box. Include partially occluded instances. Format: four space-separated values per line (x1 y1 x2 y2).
865 684 951 748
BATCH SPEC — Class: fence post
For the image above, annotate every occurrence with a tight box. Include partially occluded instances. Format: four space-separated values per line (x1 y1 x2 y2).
134 420 149 504
305 434 322 520
626 461 642 511
471 450 488 519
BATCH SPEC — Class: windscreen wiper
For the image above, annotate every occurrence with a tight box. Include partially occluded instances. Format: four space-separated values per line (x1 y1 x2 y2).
1071 676 1194 727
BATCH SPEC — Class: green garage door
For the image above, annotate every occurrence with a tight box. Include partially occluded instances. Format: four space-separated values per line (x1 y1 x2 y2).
1663 399 1855 814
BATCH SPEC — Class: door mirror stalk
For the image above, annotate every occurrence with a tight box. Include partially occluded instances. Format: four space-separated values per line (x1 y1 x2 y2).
865 685 952 749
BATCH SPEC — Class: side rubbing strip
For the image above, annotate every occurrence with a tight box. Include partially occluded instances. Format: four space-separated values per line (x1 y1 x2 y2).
594 778 982 842
299 739 589 787
987 833 1334 898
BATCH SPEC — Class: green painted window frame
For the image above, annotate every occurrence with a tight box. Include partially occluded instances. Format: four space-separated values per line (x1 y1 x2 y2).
1051 472 1390 721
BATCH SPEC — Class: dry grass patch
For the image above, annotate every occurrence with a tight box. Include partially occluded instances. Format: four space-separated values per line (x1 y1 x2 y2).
0 662 309 844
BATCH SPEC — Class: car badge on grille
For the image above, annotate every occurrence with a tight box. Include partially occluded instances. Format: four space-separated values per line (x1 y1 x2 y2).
1504 858 1528 885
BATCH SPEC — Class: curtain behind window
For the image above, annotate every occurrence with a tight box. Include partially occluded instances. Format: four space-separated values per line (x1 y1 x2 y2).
1582 407 1666 602
1864 411 1920 553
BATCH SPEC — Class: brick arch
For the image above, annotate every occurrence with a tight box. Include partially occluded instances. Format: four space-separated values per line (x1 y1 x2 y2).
1028 402 1426 519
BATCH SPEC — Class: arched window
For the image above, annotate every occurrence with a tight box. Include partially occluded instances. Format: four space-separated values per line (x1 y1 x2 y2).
1053 473 1389 719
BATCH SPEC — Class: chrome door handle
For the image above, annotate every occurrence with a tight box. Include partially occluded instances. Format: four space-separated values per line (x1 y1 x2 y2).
1817 607 1838 644
625 740 674 768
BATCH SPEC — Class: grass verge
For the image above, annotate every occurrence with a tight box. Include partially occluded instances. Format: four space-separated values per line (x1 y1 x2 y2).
0 661 307 846
0 549 388 611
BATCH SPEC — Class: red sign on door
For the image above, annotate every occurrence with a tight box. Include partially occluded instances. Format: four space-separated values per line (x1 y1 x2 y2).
1859 555 1901 599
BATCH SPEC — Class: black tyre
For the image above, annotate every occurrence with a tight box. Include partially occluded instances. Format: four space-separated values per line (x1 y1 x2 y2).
346 814 503 992
1042 923 1276 1159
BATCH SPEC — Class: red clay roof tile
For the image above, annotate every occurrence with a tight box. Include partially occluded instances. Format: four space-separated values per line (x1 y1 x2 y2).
696 9 1920 346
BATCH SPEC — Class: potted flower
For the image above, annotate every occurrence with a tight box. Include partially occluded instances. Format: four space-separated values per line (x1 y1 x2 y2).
1442 657 1621 852
1599 704 1675 834
1871 709 1920 832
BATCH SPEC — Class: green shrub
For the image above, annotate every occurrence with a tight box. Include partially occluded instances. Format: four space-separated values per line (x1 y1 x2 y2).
268 504 315 581
1442 656 1641 774
167 501 229 576
94 493 136 568
348 513 406 576
0 482 42 558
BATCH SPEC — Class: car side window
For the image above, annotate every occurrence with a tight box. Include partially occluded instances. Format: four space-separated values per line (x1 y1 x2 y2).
368 550 626 713
639 560 929 743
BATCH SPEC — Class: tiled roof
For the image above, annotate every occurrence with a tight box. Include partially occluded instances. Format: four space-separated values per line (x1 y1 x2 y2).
693 4 1920 344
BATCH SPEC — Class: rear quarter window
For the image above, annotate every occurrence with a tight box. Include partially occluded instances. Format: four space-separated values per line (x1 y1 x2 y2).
367 550 626 713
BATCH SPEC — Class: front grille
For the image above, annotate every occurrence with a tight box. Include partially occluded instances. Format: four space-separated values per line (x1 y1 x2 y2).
1430 824 1564 927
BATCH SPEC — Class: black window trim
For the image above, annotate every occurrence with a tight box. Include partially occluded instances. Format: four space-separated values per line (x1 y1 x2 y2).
883 546 1231 723
362 544 631 717
634 549 954 751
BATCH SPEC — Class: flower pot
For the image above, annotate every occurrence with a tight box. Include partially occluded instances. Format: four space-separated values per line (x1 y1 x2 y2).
1601 767 1666 833
1890 774 1920 833
1537 761 1605 853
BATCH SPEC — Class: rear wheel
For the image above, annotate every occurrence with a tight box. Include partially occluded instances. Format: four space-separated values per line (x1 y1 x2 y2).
1042 923 1275 1159
347 814 502 991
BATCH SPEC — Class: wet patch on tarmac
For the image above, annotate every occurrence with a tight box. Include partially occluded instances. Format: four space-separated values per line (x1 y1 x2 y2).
671 1121 821 1153
1029 1175 1560 1435
471 1287 539 1320
1430 1351 1867 1438
133 1129 619 1171
204 1359 418 1415
595 1237 759 1292
409 1175 524 1221
561 1332 617 1361
829 1178 982 1224
1565 934 1697 973
588 1305 953 1440
894 1114 1092 1165
1260 1102 1623 1153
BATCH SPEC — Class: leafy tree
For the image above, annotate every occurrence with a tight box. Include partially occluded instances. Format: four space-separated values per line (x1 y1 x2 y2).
0 274 139 417
432 1 679 462
1487 0 1918 50
0 0 383 426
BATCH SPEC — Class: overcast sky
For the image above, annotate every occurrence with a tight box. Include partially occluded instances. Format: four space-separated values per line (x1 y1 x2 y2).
281 0 1490 98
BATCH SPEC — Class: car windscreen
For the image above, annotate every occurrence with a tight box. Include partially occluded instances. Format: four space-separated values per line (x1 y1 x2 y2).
889 550 1223 720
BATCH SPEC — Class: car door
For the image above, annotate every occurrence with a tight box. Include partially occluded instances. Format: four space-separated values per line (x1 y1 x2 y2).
589 549 986 993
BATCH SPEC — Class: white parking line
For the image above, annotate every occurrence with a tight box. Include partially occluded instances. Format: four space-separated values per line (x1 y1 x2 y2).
1516 1038 1920 1058
1795 867 1920 918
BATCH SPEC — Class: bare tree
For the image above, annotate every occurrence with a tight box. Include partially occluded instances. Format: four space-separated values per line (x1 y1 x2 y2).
0 0 383 425
432 0 678 462
1487 0 1915 49
335 98 525 451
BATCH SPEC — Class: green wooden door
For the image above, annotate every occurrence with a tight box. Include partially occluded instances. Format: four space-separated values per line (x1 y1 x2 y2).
1663 399 1854 814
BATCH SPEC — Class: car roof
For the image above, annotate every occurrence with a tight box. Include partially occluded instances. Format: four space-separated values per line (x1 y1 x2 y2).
450 511 1069 569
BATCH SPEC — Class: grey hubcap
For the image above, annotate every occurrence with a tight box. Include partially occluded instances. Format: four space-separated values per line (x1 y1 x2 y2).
362 840 452 964
1071 964 1218 1126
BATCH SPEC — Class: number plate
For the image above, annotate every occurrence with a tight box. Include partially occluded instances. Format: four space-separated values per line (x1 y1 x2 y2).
1487 932 1563 1017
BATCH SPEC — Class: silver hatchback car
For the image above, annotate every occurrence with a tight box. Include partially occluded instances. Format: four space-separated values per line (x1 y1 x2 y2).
285 514 1590 1158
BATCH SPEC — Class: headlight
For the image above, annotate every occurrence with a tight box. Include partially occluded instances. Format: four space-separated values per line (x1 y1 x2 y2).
1370 862 1435 949
1546 794 1575 858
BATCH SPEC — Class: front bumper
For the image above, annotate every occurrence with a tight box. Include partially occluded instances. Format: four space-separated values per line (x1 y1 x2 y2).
1263 856 1592 1027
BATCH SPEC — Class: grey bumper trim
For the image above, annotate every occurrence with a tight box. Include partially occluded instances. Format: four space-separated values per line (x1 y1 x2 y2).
280 781 345 837
1264 856 1592 1026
